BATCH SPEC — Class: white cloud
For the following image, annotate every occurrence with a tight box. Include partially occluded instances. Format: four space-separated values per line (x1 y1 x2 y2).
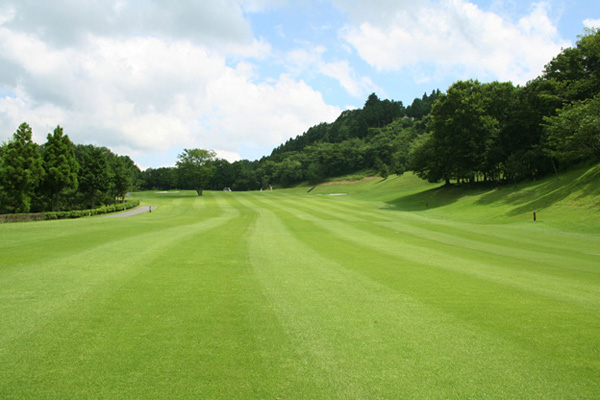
1 0 258 51
0 0 349 165
340 0 570 85
282 44 381 99
0 26 339 164
319 60 380 98
215 150 242 163
584 18 600 28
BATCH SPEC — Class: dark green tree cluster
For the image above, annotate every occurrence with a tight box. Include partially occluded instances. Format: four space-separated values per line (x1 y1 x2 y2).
410 28 600 184
0 123 141 213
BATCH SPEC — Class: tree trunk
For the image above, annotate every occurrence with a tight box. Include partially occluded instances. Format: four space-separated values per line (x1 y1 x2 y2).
196 188 203 196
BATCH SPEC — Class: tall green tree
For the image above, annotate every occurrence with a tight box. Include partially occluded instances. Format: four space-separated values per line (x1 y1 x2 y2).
42 125 79 211
176 149 216 196
427 80 498 183
0 123 44 213
76 145 110 209
544 93 600 163
408 132 446 183
543 28 600 102
110 155 137 203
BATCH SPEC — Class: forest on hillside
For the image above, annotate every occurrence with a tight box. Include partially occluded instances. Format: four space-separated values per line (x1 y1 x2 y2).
1 29 599 212
141 28 600 192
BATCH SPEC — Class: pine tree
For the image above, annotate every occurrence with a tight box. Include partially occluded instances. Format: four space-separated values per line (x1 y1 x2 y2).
0 123 44 213
42 126 79 211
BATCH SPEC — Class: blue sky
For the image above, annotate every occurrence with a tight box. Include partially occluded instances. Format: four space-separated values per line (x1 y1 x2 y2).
0 0 599 168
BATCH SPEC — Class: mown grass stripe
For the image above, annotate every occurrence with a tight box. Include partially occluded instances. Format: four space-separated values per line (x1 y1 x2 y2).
236 193 592 399
249 193 600 307
270 192 599 276
1 183 599 399
304 192 600 263
271 206 599 396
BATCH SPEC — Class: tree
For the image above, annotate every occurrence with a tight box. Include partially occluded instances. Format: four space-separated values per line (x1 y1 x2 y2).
41 125 79 211
176 149 216 195
276 158 303 187
76 145 110 209
141 167 178 190
427 80 498 183
208 159 236 190
110 155 137 203
0 123 44 213
544 93 600 163
543 28 600 102
408 132 447 183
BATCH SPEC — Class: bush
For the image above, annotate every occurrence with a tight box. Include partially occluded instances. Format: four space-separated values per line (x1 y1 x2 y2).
41 199 141 221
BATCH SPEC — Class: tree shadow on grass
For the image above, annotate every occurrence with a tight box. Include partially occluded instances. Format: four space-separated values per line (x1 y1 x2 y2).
382 164 600 215
384 183 481 211
476 165 600 216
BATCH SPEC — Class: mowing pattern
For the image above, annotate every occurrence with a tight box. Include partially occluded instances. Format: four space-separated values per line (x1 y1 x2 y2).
0 190 599 399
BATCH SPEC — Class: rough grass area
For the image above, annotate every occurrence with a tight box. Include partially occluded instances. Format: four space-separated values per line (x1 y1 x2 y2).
1 166 599 399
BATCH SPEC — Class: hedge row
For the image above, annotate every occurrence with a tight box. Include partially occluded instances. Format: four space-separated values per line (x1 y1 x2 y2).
44 199 141 220
0 199 141 223
0 213 48 223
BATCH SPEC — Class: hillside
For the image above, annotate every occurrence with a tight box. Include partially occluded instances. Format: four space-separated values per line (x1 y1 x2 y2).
308 163 600 233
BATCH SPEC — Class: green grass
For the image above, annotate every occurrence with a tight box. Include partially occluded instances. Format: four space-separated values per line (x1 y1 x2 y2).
1 167 599 399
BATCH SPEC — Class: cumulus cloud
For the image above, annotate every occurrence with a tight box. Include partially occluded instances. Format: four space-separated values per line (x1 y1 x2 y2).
1 0 258 51
339 0 570 84
282 44 381 99
0 31 339 156
0 0 340 164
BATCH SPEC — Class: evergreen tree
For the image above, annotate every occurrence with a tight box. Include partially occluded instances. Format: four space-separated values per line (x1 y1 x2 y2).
110 155 136 203
76 145 110 209
42 125 79 211
0 123 44 213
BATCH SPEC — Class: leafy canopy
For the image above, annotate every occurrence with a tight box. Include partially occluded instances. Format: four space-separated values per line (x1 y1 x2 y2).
176 148 216 195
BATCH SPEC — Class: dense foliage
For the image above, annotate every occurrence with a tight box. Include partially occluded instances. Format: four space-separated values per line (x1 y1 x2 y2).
142 30 598 191
3 29 599 200
176 149 216 196
0 124 141 214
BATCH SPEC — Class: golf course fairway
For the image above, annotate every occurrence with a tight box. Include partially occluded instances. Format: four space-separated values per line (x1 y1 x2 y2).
1 170 599 399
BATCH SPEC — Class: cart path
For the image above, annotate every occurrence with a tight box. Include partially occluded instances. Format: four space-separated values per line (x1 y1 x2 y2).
105 205 156 218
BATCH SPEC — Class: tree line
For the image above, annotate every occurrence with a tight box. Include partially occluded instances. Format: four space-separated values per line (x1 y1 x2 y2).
410 28 600 184
141 90 442 192
0 123 141 214
143 29 599 193
3 29 598 205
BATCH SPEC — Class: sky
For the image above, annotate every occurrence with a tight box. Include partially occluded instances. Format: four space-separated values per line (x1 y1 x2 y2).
0 0 599 169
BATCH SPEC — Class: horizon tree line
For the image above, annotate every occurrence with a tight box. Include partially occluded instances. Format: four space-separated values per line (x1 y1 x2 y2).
2 28 598 207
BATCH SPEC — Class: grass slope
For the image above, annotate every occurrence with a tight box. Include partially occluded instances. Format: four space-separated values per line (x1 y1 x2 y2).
1 166 599 399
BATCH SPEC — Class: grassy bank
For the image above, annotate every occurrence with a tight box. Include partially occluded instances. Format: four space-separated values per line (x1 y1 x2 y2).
1 167 599 399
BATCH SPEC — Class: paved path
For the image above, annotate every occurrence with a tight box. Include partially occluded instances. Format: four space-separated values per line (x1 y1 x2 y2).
105 205 156 218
